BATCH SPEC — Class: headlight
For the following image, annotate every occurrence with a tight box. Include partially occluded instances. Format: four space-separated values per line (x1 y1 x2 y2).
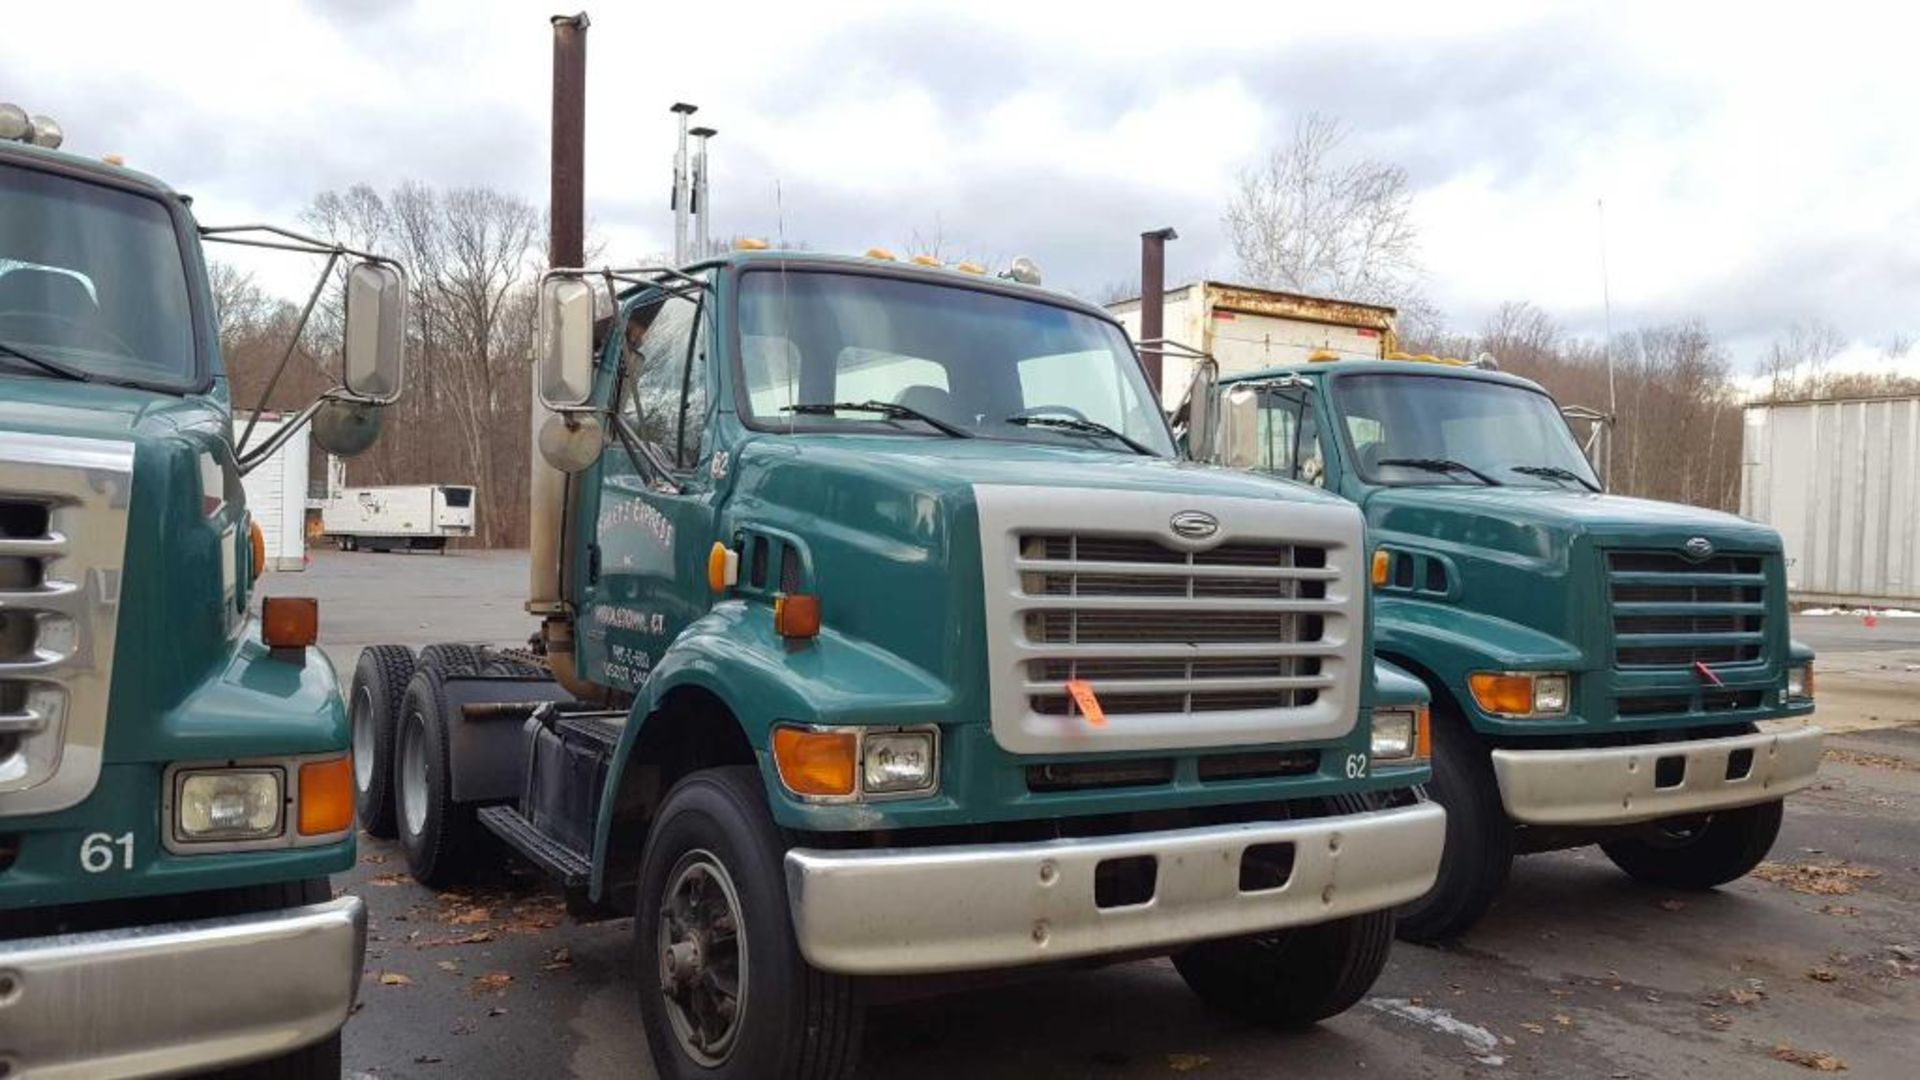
773 725 940 801
176 769 284 842
1370 707 1429 763
862 731 936 794
1469 671 1572 718
1786 663 1814 702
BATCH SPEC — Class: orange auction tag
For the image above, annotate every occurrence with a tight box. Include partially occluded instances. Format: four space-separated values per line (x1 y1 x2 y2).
1064 679 1107 727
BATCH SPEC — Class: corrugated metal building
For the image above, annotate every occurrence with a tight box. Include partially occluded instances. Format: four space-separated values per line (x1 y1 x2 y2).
1742 395 1920 605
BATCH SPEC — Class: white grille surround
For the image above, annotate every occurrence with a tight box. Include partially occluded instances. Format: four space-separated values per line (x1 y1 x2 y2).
974 484 1364 755
0 431 134 816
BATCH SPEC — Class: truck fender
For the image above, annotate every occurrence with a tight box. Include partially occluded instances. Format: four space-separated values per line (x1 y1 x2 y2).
1374 595 1582 713
589 598 950 899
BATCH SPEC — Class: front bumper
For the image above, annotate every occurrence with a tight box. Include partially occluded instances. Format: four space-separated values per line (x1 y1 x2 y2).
0 896 366 1079
783 801 1446 975
1490 725 1824 826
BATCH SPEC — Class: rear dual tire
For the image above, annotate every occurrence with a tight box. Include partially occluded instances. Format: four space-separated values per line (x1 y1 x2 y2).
397 667 487 888
350 645 416 838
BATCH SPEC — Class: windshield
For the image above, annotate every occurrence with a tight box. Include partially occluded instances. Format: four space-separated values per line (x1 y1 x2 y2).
1331 373 1600 489
0 161 198 390
736 269 1176 456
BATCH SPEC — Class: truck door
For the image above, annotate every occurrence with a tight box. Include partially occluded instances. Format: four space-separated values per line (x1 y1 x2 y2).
576 276 719 694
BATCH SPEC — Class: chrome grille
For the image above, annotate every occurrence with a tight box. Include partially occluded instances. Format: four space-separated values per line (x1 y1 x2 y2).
1607 550 1768 669
1016 532 1338 718
0 432 133 815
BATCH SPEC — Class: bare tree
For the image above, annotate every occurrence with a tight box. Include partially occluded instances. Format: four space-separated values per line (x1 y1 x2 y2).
1762 319 1846 400
1225 113 1427 311
206 261 271 352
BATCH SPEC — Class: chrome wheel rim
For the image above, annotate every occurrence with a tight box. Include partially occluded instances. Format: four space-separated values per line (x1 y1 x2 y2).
657 849 748 1066
351 684 375 792
399 710 429 837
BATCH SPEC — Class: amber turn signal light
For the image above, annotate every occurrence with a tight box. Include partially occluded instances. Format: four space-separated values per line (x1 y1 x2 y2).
248 519 267 584
297 756 355 835
1371 550 1390 587
1415 705 1433 759
772 726 856 797
1468 673 1533 715
262 596 319 649
774 593 821 639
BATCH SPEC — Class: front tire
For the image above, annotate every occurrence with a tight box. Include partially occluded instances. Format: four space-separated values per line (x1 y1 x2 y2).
396 668 483 889
1601 798 1784 889
636 766 863 1080
1395 705 1513 943
1172 795 1395 1028
350 645 415 838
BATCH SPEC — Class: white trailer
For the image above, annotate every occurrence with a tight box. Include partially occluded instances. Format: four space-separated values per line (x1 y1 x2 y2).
1108 281 1398 407
1742 395 1920 605
236 411 310 571
322 483 477 552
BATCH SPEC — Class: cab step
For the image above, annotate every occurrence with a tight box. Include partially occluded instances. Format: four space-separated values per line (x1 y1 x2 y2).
477 805 592 888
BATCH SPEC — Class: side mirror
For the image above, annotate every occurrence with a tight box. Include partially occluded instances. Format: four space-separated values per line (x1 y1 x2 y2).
1217 386 1263 469
1182 358 1219 461
342 261 405 403
310 398 383 458
537 277 597 408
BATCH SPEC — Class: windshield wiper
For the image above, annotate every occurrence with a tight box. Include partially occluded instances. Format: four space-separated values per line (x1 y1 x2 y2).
1513 464 1601 493
0 339 92 384
782 400 973 438
1378 457 1502 486
1005 414 1155 456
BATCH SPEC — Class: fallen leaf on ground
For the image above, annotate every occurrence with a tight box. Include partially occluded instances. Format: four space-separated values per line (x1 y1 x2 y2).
1728 988 1764 1005
1553 1013 1574 1028
362 853 389 864
1167 1053 1210 1072
367 873 408 887
446 907 492 926
435 960 461 973
1823 748 1915 772
1521 1022 1546 1035
378 972 413 987
1705 1013 1733 1030
1770 1044 1848 1071
1657 898 1688 911
1752 861 1882 896
1819 905 1860 918
470 971 514 997
1806 968 1837 982
544 947 573 971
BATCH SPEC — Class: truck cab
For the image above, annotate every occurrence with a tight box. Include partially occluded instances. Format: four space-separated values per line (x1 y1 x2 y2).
1201 355 1820 940
0 117 403 1077
357 251 1445 1080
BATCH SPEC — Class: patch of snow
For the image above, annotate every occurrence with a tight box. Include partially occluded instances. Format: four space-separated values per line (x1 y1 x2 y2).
1366 996 1505 1066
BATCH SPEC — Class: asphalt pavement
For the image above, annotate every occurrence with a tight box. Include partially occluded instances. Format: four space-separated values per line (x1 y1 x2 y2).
268 550 1920 1079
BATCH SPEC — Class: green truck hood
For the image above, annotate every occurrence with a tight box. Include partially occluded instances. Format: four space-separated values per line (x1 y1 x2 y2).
1367 486 1782 561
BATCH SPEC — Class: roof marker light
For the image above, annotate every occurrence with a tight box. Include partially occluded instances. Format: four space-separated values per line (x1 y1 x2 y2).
865 247 896 261
910 254 941 268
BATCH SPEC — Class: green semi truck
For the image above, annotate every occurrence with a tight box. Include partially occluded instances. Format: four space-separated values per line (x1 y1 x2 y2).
0 112 404 1077
1176 335 1820 941
349 249 1448 1079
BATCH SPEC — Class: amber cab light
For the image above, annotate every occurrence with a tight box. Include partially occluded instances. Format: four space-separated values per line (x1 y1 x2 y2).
774 593 822 639
297 756 355 835
262 596 319 649
772 726 857 797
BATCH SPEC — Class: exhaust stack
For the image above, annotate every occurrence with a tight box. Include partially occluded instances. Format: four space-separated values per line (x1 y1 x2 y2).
1138 227 1177 395
530 14 586 619
690 125 716 259
670 103 697 264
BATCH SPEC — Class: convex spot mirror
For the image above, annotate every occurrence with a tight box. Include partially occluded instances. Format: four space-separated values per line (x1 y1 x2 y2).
342 261 405 403
537 412 607 474
537 277 597 409
311 398 383 458
1217 386 1263 469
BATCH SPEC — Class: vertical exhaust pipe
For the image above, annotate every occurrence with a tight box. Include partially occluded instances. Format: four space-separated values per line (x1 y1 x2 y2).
690 125 716 259
1139 227 1177 396
534 12 603 700
670 103 697 264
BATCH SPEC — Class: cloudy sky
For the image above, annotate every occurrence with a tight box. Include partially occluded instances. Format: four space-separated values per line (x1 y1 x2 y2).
7 0 1915 374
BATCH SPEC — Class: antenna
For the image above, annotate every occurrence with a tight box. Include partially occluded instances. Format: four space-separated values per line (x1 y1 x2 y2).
1597 197 1616 488
775 179 785 247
